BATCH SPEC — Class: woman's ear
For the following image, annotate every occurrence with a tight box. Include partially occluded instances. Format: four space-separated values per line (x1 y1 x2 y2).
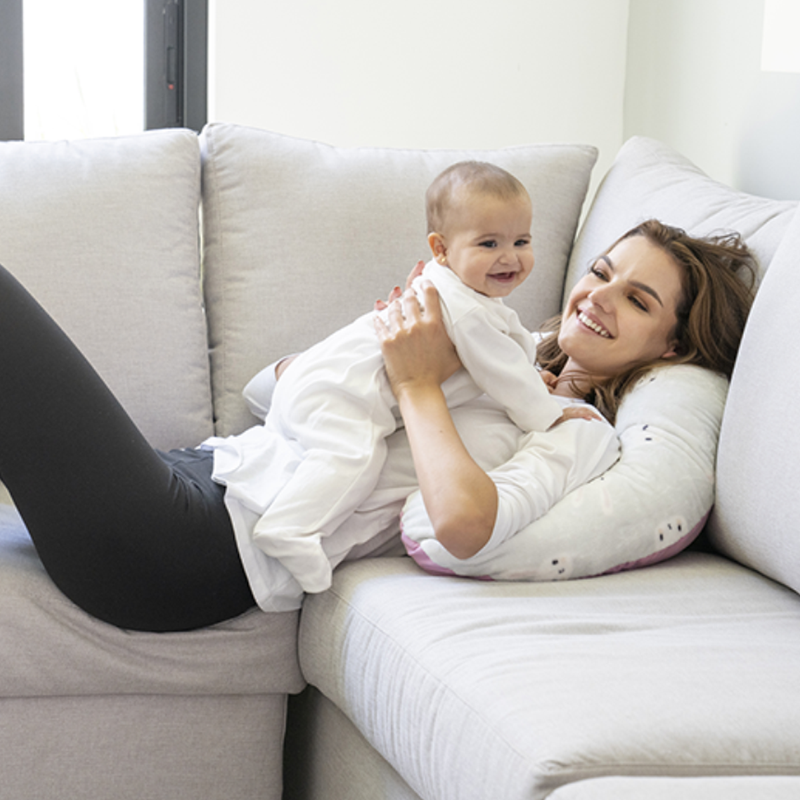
661 341 678 359
428 232 447 264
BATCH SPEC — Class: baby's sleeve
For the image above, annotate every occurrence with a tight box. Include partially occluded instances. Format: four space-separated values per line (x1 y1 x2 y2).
452 311 562 432
242 357 295 421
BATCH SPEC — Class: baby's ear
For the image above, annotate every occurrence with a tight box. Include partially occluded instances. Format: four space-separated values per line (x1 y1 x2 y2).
428 232 447 261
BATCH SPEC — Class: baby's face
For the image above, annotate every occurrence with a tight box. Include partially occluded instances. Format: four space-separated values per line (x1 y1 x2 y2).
437 193 534 298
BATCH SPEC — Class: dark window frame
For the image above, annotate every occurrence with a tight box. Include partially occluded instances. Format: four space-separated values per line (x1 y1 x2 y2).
0 0 207 141
145 0 208 131
0 0 24 140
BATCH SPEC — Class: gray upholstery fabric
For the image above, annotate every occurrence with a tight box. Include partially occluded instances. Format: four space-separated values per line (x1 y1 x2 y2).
0 504 303 698
0 694 288 800
707 206 800 593
284 687 423 800
547 777 800 799
0 129 214 449
299 554 800 800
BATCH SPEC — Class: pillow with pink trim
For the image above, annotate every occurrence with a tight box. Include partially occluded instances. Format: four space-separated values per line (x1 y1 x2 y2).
401 363 727 582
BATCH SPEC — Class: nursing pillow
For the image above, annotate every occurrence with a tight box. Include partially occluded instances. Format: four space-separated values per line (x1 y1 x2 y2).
401 364 728 581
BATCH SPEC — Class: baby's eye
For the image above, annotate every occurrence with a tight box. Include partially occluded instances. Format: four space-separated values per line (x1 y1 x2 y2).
515 238 531 247
479 240 498 248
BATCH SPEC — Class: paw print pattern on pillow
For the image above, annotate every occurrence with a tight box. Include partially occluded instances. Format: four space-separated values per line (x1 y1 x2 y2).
655 517 686 549
540 553 574 581
638 423 657 444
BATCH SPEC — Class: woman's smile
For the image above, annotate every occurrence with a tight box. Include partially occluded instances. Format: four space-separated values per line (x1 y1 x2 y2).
576 308 612 338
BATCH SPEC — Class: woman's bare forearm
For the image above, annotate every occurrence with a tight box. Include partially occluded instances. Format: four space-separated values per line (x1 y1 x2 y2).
394 381 498 560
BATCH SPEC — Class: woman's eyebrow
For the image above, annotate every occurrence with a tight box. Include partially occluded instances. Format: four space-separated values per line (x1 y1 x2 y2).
600 255 664 307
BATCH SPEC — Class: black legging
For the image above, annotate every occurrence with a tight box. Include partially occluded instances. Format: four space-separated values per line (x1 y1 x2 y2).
0 264 255 632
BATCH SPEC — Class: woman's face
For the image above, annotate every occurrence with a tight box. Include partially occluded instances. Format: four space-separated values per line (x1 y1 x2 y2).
559 235 683 379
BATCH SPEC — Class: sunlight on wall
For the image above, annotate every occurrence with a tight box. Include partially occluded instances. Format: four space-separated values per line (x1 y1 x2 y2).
761 0 800 72
24 0 144 141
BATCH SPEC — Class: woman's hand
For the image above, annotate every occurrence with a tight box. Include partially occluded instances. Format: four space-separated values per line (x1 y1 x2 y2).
374 280 462 397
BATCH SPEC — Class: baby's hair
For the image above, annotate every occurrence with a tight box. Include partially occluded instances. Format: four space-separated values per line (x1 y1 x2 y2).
425 161 529 234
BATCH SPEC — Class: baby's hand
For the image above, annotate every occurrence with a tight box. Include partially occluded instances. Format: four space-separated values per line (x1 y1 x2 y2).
550 405 603 427
539 370 558 394
375 261 426 311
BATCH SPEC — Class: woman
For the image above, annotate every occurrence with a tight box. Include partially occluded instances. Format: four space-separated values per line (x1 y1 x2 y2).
0 220 756 632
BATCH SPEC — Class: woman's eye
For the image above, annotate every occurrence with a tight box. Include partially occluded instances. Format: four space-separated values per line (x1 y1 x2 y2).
629 295 647 311
589 265 607 280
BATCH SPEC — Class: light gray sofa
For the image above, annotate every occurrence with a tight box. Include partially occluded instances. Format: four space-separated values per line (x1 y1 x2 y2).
0 129 304 800
1 124 799 799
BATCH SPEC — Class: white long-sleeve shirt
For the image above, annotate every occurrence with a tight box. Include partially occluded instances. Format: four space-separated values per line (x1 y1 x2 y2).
205 363 618 612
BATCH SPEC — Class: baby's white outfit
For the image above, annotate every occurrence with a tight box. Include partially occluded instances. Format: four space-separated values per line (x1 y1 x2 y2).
205 260 575 608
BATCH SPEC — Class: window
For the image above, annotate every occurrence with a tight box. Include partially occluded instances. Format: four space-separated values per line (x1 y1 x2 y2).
0 0 206 141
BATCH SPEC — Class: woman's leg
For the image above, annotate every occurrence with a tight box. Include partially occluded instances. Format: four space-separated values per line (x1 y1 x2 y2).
0 264 254 631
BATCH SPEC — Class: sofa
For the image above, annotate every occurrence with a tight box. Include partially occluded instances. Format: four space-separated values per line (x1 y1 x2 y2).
0 123 798 799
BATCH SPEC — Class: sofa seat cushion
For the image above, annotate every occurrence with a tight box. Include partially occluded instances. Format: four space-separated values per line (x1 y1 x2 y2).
299 554 800 800
547 776 800 799
0 505 304 698
199 123 598 435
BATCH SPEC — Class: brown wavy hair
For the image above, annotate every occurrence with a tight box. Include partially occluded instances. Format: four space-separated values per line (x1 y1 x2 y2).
536 219 758 422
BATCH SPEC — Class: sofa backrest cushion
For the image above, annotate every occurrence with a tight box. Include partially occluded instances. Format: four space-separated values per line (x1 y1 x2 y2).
0 130 213 449
707 206 800 594
565 136 798 591
200 123 597 435
565 136 797 296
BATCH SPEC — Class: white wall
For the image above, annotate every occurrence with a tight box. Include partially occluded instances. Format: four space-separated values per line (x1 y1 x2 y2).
209 0 800 202
209 0 630 192
625 0 800 199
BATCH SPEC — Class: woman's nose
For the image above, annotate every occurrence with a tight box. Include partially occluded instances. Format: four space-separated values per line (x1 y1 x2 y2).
588 282 614 312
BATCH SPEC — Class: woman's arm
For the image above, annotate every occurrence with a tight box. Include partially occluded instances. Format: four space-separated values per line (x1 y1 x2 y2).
375 282 498 559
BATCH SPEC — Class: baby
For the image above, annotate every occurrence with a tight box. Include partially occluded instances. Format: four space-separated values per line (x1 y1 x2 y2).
209 161 565 597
